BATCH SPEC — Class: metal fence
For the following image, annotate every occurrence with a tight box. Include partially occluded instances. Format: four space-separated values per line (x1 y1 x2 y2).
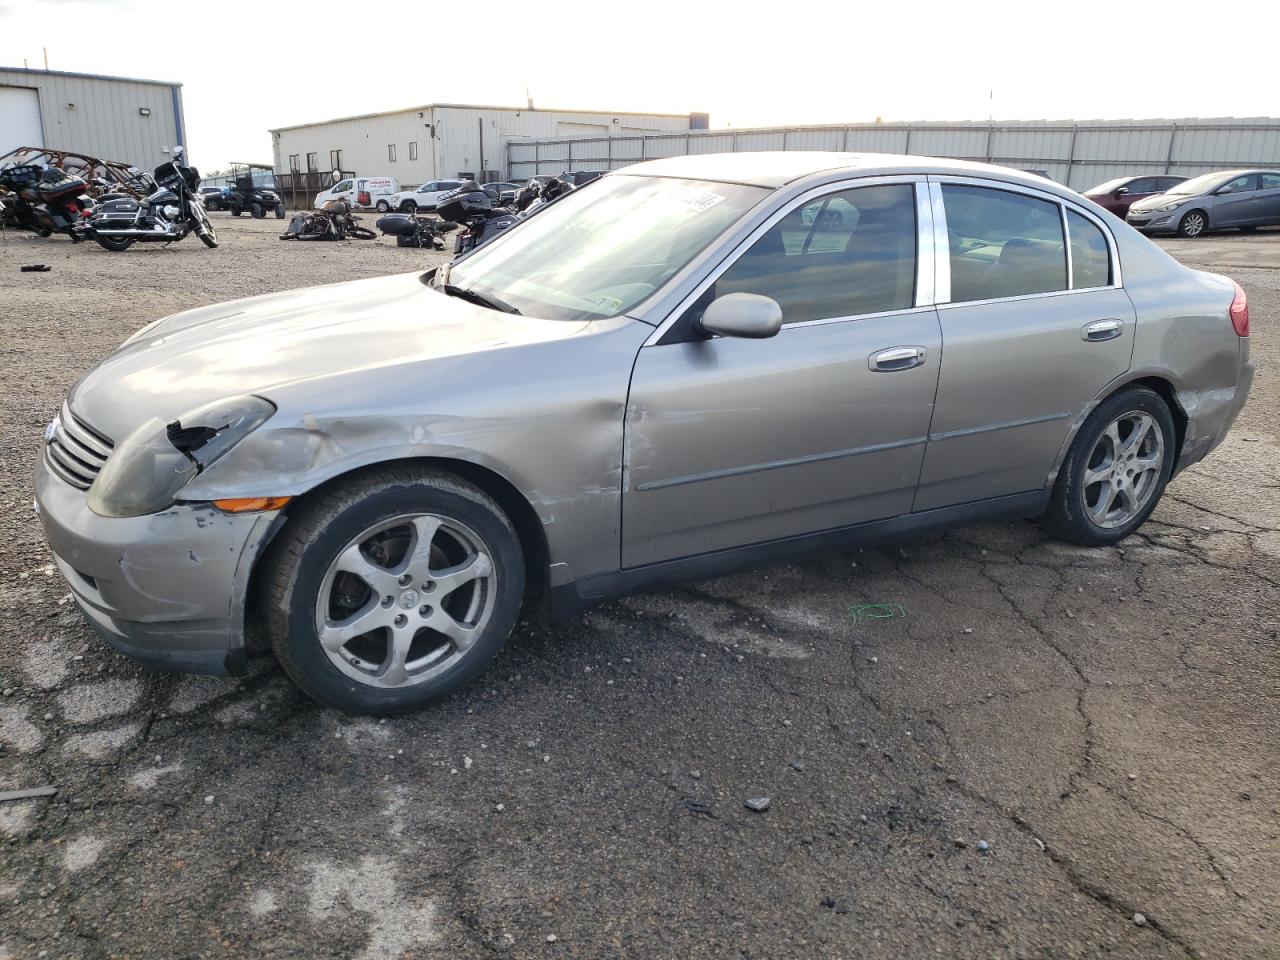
506 120 1280 191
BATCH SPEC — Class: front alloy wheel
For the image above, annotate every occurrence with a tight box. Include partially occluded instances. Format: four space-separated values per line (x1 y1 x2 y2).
316 514 497 689
262 468 524 713
1178 210 1207 238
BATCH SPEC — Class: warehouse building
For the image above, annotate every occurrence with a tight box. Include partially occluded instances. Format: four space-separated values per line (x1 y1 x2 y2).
0 66 185 168
270 102 707 201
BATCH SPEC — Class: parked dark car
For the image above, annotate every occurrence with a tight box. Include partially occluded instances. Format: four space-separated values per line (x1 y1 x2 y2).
1084 175 1188 217
199 186 225 210
1126 170 1280 237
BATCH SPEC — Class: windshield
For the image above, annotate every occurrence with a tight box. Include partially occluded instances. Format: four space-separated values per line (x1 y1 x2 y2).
442 175 769 321
1168 173 1232 196
1086 177 1129 194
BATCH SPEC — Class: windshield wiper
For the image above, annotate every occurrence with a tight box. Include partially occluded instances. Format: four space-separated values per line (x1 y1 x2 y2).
440 284 521 315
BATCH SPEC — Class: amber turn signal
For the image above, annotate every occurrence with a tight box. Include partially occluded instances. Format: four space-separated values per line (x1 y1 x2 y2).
212 496 293 513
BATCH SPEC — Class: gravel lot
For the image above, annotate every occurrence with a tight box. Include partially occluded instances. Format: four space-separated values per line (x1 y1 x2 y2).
1 214 1277 959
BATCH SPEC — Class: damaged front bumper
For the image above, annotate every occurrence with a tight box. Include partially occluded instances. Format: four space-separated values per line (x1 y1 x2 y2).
34 456 280 676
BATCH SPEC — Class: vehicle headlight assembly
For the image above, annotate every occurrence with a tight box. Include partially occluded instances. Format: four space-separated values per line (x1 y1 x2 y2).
1153 199 1187 213
87 395 275 518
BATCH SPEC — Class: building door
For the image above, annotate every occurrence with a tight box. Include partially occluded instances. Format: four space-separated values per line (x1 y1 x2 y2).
0 85 42 154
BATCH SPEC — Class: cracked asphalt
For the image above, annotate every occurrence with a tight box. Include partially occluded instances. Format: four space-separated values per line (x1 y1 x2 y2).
1 215 1277 959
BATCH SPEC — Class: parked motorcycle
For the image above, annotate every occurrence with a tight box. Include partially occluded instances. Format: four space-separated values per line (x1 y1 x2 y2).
0 163 93 240
436 182 519 256
279 199 376 241
80 147 216 251
374 212 457 249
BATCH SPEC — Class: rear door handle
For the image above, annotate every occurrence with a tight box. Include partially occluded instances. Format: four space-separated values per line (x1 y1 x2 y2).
869 346 927 372
1082 319 1124 342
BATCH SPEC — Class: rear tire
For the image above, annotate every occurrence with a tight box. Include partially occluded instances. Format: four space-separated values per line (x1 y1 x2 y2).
401 200 417 213
1044 387 1176 546
260 468 525 714
1177 209 1208 238
376 200 391 213
94 235 134 252
275 205 286 219
231 207 242 217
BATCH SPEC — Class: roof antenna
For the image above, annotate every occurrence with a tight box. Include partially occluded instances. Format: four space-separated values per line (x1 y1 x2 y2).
526 87 534 111
43 47 49 69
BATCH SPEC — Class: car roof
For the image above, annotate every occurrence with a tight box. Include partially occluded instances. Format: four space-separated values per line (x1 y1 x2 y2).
620 150 1083 196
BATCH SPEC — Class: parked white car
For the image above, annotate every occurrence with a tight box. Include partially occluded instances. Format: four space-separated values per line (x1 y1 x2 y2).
314 176 399 210
378 179 466 213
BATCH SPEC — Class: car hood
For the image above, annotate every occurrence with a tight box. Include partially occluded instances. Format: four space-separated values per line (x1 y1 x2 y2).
69 272 594 442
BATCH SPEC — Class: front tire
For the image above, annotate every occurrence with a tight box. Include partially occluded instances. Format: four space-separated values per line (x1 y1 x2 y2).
230 207 242 217
401 200 417 213
375 200 391 213
1177 209 1207 238
250 202 265 219
1044 387 1176 546
261 468 525 714
275 204 286 219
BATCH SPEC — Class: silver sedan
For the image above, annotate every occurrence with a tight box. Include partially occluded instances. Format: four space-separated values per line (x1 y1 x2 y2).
34 153 1254 713
1125 169 1280 237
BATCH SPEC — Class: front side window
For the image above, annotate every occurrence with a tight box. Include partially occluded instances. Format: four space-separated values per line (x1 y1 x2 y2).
944 185 1066 303
332 180 352 193
1219 175 1257 194
418 182 436 193
713 183 917 324
444 175 767 322
1067 210 1111 289
1127 177 1155 194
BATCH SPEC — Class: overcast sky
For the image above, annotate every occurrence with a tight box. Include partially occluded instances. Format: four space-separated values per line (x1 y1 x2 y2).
2 0 1278 170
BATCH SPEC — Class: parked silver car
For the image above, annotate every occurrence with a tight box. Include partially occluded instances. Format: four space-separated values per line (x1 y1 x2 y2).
1125 169 1280 237
35 153 1253 713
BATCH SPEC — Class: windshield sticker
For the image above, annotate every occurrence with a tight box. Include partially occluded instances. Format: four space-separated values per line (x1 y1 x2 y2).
682 191 727 213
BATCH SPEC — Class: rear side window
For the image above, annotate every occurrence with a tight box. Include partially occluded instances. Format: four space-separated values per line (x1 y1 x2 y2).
1261 173 1280 190
714 183 917 324
1067 210 1111 289
943 185 1066 303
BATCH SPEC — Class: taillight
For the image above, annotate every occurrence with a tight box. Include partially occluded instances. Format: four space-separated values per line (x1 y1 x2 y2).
1230 280 1250 337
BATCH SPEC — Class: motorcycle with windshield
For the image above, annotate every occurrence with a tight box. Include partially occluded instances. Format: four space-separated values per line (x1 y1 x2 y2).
79 146 216 251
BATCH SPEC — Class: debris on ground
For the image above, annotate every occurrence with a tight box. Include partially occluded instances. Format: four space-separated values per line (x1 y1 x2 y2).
0 785 57 802
977 840 990 853
849 602 907 623
744 796 770 812
1133 913 1147 926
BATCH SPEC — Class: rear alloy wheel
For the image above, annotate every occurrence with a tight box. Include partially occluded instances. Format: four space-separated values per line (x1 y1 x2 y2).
376 200 391 213
95 234 134 252
1177 209 1207 238
1045 387 1175 546
262 468 524 714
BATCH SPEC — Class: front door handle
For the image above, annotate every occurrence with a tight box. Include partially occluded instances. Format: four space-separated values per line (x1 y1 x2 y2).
869 346 926 372
1082 319 1124 342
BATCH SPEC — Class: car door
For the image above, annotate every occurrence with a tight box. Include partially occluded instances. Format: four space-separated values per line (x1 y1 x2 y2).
1211 174 1259 227
915 179 1134 511
622 179 943 567
1117 177 1156 216
1255 173 1280 224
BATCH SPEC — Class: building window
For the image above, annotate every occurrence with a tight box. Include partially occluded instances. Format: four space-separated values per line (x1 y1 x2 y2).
330 149 342 170
388 144 396 163
288 154 300 173
305 152 317 172
408 141 418 161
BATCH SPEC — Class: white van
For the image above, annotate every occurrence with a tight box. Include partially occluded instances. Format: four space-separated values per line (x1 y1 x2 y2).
313 176 399 210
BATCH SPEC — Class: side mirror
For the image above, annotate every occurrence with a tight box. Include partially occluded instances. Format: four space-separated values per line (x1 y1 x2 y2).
331 169 342 184
1113 186 1129 196
698 293 783 340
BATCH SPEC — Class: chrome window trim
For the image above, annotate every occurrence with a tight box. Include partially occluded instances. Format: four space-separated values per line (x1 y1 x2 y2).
928 174 1123 299
935 285 1118 312
927 181 950 303
1061 203 1075 290
643 175 927 347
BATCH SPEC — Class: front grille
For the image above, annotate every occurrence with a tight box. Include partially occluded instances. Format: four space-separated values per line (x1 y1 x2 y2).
45 402 114 490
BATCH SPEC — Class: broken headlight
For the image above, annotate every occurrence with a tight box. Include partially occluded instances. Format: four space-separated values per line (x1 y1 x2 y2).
87 395 275 518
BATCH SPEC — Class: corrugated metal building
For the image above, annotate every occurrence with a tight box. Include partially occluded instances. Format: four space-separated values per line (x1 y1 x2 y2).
507 118 1280 192
0 66 185 168
270 103 708 186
